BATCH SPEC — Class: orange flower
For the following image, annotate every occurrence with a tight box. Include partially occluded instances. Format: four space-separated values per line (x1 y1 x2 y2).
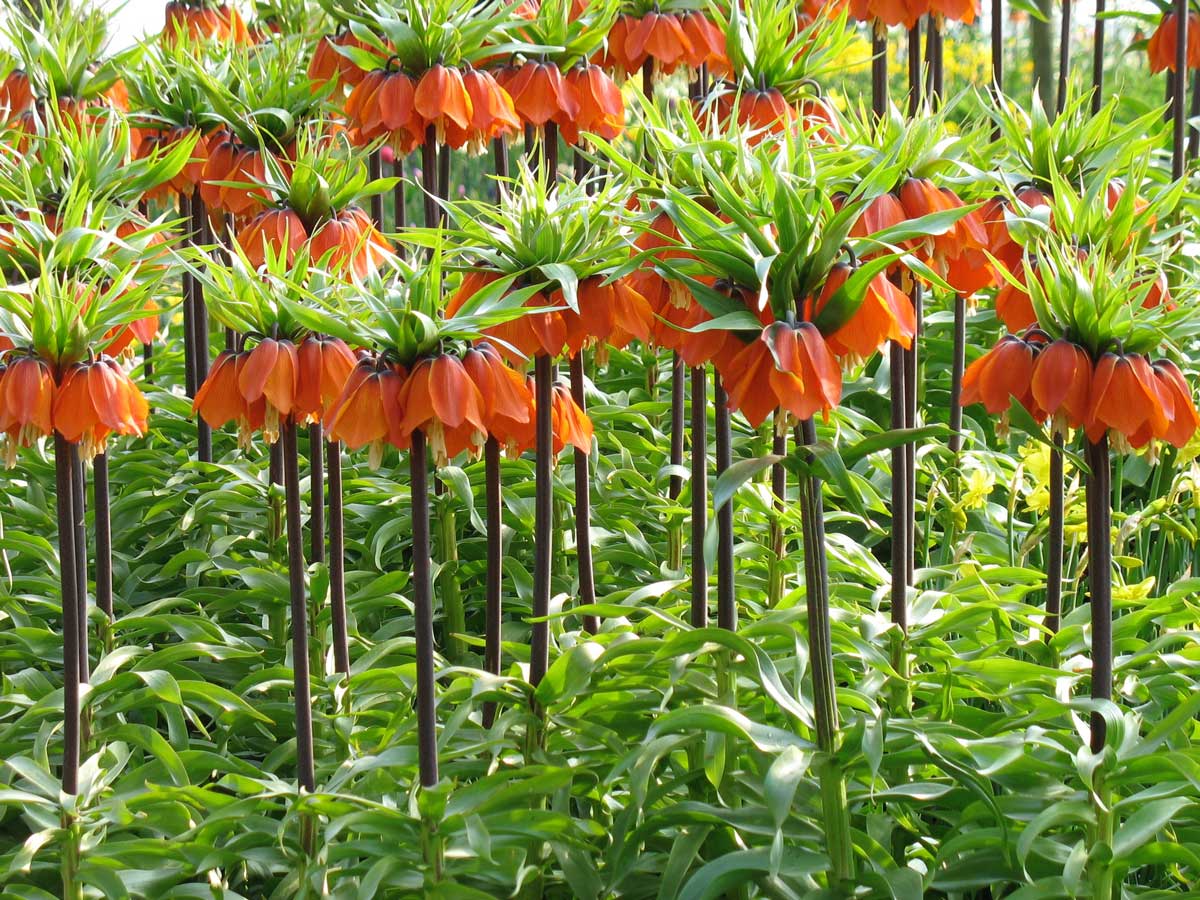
325 356 406 468
463 342 534 452
559 65 624 145
308 30 372 89
295 336 356 423
861 0 929 29
1147 12 1200 73
763 321 842 423
506 62 579 128
237 338 298 443
847 191 906 256
445 67 520 152
1142 271 1174 311
566 275 654 355
52 358 149 461
309 207 394 279
980 188 1051 276
163 1 250 44
995 265 1037 332
1150 359 1200 449
896 178 985 274
596 15 641 75
679 11 729 75
1030 339 1092 434
961 333 1046 428
1086 352 1172 447
738 89 793 140
723 338 779 428
816 264 916 361
104 303 160 358
928 0 979 24
237 207 308 268
473 289 568 364
551 383 594 454
625 12 693 74
200 132 271 218
447 268 504 318
194 351 265 448
397 354 488 465
0 69 32 120
413 64 473 145
0 355 55 464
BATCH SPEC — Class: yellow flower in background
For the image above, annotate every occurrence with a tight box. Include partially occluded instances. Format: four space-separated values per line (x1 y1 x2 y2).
1113 577 1155 604
1176 428 1200 467
962 467 995 510
1018 441 1074 515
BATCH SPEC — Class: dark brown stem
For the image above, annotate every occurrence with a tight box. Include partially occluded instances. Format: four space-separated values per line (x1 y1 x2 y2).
1056 0 1071 116
191 189 211 463
93 452 112 620
56 436 80 795
1086 435 1112 753
179 192 196 399
714 372 734 631
569 354 599 635
1091 0 1105 113
907 23 923 116
410 429 439 786
1175 0 1190 180
142 340 153 383
948 295 965 455
669 351 685 500
1190 70 1200 161
992 0 1003 96
282 421 316 793
369 149 384 230
437 142 451 228
71 450 87 685
872 20 889 118
530 354 554 687
492 137 509 202
690 366 708 629
327 439 349 675
482 437 502 728
309 423 325 565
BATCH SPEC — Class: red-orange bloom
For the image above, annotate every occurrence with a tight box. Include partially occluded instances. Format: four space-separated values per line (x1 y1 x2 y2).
738 89 793 141
413 65 473 145
551 383 594 454
1030 340 1092 434
507 62 579 128
397 354 489 465
0 69 32 120
237 338 298 442
163 0 251 44
193 351 265 448
595 15 642 75
961 333 1046 424
559 65 624 145
816 265 916 361
324 357 406 468
1086 352 1172 447
200 132 271 218
566 275 655 355
928 0 979 24
308 30 372 90
308 207 395 280
763 321 842 423
237 207 308 268
1147 12 1200 73
0 355 55 464
1150 359 1200 449
896 178 986 275
52 358 149 461
445 67 520 152
626 12 693 74
295 336 356 423
679 11 729 75
462 342 533 452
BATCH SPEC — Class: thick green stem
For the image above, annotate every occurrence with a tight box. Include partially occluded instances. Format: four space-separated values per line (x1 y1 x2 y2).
798 419 854 886
437 502 465 662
